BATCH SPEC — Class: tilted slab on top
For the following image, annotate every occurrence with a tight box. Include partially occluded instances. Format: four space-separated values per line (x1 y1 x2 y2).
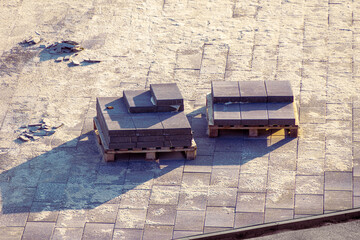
123 90 156 113
239 81 268 103
150 83 184 111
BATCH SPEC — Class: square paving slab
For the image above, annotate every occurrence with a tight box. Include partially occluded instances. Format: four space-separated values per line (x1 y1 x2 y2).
159 112 192 135
211 81 241 103
239 81 267 103
150 83 184 106
240 103 268 125
213 103 241 125
267 102 296 125
132 113 164 136
123 90 156 113
265 81 294 102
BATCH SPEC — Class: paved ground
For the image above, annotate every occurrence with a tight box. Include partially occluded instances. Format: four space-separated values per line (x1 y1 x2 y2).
0 0 359 239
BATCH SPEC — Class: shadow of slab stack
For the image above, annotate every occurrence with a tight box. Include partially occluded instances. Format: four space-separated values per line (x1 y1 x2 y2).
211 80 295 126
96 83 192 150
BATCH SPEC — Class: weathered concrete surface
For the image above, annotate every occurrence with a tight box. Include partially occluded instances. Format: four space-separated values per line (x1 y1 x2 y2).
0 0 359 239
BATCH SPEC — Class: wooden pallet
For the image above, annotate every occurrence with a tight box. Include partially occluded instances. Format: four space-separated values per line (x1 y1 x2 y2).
93 117 197 162
206 94 299 138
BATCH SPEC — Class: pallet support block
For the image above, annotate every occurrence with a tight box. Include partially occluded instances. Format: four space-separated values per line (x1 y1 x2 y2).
208 127 219 138
186 149 196 160
249 129 258 137
146 152 157 160
290 128 298 138
104 153 115 162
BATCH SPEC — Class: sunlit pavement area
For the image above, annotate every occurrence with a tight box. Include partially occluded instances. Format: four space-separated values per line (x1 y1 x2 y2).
0 0 360 239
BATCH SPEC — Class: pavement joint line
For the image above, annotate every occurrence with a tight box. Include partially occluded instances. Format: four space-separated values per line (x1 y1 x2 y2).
178 208 360 240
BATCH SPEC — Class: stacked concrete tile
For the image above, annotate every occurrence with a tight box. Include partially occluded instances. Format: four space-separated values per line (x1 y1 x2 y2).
211 81 295 126
96 83 192 150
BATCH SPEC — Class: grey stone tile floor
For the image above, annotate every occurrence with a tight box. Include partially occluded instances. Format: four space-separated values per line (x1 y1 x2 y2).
0 0 360 239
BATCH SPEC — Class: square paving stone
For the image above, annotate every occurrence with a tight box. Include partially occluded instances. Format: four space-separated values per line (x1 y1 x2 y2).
150 83 184 106
173 231 204 239
159 112 192 135
238 173 267 193
181 172 211 189
266 190 295 209
102 114 136 137
115 209 147 228
96 97 129 116
178 189 208 211
149 185 180 205
211 81 241 103
142 225 174 240
295 194 323 215
213 151 242 168
236 192 266 213
210 168 240 188
324 191 353 211
239 81 267 103
174 210 206 231
123 90 156 113
0 227 24 240
22 222 55 240
35 183 66 203
113 229 143 240
86 204 118 223
28 202 60 222
264 208 294 223
295 175 324 194
325 171 352 191
83 223 114 240
205 207 235 228
56 209 87 228
234 212 264 228
132 113 164 136
52 227 83 240
240 103 268 125
267 102 296 125
184 155 213 173
146 204 177 225
265 81 294 102
213 103 241 126
119 189 151 209
354 176 360 196
207 187 237 207
0 210 29 227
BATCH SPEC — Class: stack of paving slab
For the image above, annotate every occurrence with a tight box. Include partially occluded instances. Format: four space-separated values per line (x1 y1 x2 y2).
96 83 193 150
211 80 296 126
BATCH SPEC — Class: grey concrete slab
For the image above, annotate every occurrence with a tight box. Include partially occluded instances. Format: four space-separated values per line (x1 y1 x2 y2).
159 112 192 135
205 207 235 228
267 102 296 125
213 103 241 126
239 81 267 103
123 90 156 113
240 103 268 125
131 113 164 136
265 81 294 102
211 81 241 103
175 210 206 231
146 204 177 225
52 227 83 240
22 222 55 240
150 83 184 106
82 223 114 240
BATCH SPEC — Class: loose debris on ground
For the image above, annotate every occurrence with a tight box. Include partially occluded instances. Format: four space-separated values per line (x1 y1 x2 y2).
17 119 64 142
20 36 41 46
46 40 84 54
